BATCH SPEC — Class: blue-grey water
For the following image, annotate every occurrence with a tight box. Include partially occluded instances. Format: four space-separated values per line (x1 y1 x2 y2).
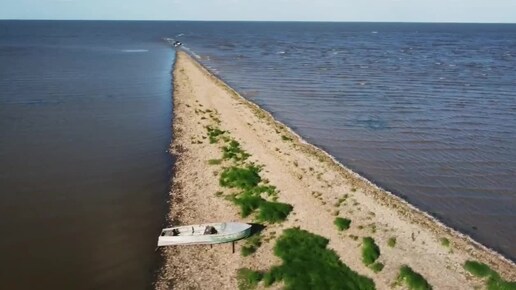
176 22 516 261
0 21 515 289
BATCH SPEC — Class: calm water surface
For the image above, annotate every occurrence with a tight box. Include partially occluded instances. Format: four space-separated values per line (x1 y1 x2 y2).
176 22 516 260
0 21 176 289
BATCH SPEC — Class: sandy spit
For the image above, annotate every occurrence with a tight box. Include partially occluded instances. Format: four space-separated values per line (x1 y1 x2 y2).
155 51 515 289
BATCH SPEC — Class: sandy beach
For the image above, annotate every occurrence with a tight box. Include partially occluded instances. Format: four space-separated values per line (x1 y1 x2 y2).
155 51 515 289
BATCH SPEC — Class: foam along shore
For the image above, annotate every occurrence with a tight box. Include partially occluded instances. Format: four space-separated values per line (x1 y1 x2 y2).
155 50 516 289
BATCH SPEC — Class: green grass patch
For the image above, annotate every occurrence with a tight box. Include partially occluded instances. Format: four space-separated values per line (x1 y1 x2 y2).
241 234 262 257
220 164 291 223
207 159 222 165
232 194 263 217
243 184 278 197
388 237 396 248
222 140 251 161
231 194 292 223
369 262 384 273
262 228 375 289
256 200 293 223
206 126 226 144
396 265 432 290
219 165 261 189
281 135 292 141
464 260 516 290
237 268 263 290
334 217 352 231
362 237 380 266
487 274 516 290
232 194 265 217
213 129 293 224
440 237 450 247
464 260 493 278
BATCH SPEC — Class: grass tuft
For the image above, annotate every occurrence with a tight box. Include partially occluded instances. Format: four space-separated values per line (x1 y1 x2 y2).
387 237 396 248
464 260 493 278
440 237 450 247
219 166 261 189
244 185 278 197
232 194 292 223
362 237 380 266
263 228 375 290
206 126 225 144
487 274 516 290
369 262 384 273
463 260 516 290
222 166 291 223
222 140 251 161
241 234 262 257
334 217 352 231
232 194 263 217
396 265 432 290
237 268 263 290
256 201 293 223
210 127 293 224
208 159 222 165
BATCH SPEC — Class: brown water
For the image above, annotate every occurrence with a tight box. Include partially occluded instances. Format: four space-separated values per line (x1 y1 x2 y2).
0 21 175 289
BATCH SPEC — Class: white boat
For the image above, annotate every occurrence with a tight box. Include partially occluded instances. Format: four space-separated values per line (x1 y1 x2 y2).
157 222 252 246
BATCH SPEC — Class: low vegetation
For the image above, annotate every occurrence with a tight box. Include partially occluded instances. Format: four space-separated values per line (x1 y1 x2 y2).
388 237 397 248
222 140 251 161
237 268 263 290
219 165 261 189
208 159 222 165
255 200 293 223
361 237 384 273
440 237 450 247
281 135 292 141
206 126 225 143
241 234 262 257
362 237 380 266
218 162 292 223
464 260 516 290
369 262 384 273
261 228 375 289
334 217 352 231
395 265 432 290
231 193 292 223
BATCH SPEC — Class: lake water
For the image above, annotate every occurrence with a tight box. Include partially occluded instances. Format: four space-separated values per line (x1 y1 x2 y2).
0 21 174 289
176 22 516 261
0 21 514 289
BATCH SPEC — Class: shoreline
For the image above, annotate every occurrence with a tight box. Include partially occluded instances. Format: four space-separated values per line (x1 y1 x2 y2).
156 50 515 289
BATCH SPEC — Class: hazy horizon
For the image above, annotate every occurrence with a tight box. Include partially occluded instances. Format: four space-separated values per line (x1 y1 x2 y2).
1 0 515 24
2 19 516 24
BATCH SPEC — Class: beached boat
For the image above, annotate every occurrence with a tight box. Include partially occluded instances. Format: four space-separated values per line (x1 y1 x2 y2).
157 222 252 246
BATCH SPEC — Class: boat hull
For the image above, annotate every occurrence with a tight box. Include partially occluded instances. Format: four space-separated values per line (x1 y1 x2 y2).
157 222 252 246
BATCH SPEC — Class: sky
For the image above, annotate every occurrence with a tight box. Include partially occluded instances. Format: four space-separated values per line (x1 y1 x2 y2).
1 0 516 23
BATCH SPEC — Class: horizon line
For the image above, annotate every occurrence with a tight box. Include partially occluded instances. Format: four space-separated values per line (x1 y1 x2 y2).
1 19 516 24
